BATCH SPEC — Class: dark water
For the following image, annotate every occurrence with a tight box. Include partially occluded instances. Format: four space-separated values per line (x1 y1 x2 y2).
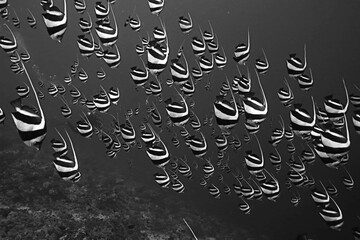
1 0 360 239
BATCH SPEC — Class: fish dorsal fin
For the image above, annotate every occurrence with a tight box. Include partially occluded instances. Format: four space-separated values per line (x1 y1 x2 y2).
110 4 118 40
55 128 67 149
255 70 267 112
21 61 45 120
254 134 263 165
342 79 349 113
246 28 250 52
302 44 307 69
4 23 17 49
65 130 78 169
63 0 67 19
310 96 316 127
262 48 268 67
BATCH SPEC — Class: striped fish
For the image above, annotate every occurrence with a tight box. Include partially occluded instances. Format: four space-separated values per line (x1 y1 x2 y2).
342 167 354 190
76 112 93 138
153 24 166 43
146 24 169 76
353 110 360 134
77 32 94 58
0 107 5 124
245 135 264 174
120 118 136 144
154 168 170 188
95 1 109 19
255 48 269 74
20 48 31 63
0 23 17 54
0 0 8 10
149 103 162 128
243 71 268 124
140 124 157 144
234 66 251 95
215 133 228 152
149 75 163 99
11 62 47 150
297 68 313 91
42 0 68 42
27 9 37 29
102 44 121 68
178 12 192 34
10 51 21 63
145 123 170 168
191 26 206 57
208 184 221 199
190 111 201 131
238 198 251 214
324 79 349 120
286 44 307 77
108 87 120 105
318 197 344 231
78 67 88 83
79 12 92 33
74 0 86 14
269 115 285 146
233 29 250 65
189 132 207 158
260 169 280 201
95 4 118 46
207 35 219 54
269 148 282 172
326 181 338 197
311 181 330 207
130 58 149 89
16 82 30 98
320 114 350 160
128 14 141 32
165 88 189 127
180 76 196 97
203 20 215 43
47 82 59 97
350 84 360 108
69 84 81 101
214 76 239 131
60 97 72 119
12 9 20 28
172 179 185 193
278 78 294 107
171 133 180 148
290 97 316 137
199 54 214 74
52 130 81 182
0 7 8 21
215 46 227 69
170 51 189 85
93 85 111 113
178 157 193 179
51 128 69 156
191 64 203 85
203 158 215 178
314 141 341 169
148 0 164 16
96 67 106 80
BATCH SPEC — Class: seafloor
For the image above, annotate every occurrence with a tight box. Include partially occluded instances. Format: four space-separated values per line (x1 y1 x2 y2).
0 134 258 240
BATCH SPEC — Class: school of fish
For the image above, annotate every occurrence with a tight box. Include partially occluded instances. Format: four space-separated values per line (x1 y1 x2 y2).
0 0 360 238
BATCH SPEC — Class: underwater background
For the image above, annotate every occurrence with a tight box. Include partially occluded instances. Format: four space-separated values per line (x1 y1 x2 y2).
1 0 360 239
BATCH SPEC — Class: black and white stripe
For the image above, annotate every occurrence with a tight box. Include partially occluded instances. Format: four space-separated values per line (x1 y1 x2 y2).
42 0 68 42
